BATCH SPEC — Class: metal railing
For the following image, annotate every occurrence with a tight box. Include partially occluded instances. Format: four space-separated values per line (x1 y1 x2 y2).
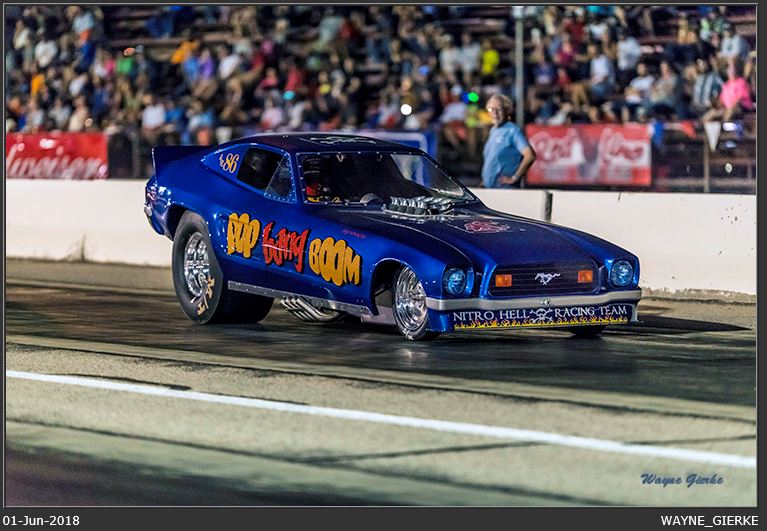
106 124 755 194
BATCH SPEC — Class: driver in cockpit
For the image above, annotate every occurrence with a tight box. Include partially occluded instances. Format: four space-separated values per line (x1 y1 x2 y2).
303 157 341 203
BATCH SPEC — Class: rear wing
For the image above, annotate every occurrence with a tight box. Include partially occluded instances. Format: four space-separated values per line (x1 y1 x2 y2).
151 145 210 178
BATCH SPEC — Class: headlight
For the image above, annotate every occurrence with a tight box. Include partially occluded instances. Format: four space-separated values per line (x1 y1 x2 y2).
610 260 634 287
443 268 467 295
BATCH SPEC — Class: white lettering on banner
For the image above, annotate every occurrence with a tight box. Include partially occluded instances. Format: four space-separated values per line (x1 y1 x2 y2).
452 304 632 328
597 128 649 166
601 305 628 317
6 143 106 180
528 129 585 165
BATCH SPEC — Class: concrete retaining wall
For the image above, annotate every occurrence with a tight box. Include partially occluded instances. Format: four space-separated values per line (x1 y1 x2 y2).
6 180 756 298
548 191 756 296
7 180 172 266
469 189 549 221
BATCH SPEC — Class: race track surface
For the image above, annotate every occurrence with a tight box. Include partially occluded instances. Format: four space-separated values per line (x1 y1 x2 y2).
5 260 757 506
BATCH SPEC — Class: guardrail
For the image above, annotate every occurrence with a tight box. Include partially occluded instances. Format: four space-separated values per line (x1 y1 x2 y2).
6 180 756 300
5 125 756 193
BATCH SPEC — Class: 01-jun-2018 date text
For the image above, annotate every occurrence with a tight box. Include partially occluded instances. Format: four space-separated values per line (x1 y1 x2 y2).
3 515 80 527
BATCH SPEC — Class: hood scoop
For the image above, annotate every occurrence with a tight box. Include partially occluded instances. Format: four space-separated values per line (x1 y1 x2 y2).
384 196 455 216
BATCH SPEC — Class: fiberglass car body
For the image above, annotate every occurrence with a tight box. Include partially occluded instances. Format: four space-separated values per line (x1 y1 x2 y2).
145 132 641 340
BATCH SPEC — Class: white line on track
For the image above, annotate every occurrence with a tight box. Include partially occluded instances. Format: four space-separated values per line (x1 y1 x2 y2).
7 370 756 469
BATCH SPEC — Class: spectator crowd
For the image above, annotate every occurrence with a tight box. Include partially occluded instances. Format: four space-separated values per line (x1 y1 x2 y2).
5 5 757 166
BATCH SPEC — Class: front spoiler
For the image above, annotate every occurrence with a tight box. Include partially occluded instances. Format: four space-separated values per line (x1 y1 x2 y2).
449 303 637 331
426 290 641 332
425 289 642 311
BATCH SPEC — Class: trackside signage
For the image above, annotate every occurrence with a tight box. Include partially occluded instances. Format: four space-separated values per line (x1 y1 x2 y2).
525 124 651 187
6 132 109 180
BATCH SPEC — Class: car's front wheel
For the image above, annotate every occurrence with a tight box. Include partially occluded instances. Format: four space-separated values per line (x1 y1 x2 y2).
391 266 439 341
172 211 273 324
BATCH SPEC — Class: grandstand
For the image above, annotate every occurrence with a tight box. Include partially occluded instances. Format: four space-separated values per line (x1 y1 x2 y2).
5 5 756 192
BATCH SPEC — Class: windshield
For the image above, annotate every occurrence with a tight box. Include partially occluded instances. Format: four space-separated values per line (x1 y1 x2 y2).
298 152 476 204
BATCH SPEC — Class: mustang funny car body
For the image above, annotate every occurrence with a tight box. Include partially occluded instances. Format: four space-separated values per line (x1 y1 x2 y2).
145 133 641 340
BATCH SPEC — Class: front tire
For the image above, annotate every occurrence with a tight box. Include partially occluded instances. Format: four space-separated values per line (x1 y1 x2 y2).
172 211 273 324
391 266 439 341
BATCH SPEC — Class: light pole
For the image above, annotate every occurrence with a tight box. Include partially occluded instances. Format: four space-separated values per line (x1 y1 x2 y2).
513 6 525 128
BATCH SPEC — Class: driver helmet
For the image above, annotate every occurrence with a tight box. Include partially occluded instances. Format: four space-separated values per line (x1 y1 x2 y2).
303 157 330 200
302 157 322 198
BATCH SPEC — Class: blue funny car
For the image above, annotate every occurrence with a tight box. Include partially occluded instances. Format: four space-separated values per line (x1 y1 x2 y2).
145 133 641 340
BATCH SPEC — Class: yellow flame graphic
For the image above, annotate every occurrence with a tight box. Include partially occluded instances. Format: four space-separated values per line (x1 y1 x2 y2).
454 315 629 330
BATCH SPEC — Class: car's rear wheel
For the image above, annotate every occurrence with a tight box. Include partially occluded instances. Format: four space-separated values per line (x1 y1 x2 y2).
392 266 439 341
568 325 607 337
172 211 273 324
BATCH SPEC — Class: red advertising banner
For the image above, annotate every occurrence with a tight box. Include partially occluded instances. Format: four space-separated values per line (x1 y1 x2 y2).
525 124 652 187
6 132 109 180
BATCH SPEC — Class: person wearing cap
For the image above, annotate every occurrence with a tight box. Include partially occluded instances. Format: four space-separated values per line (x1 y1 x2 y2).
616 28 642 87
480 93 536 188
690 58 722 117
719 23 749 62
438 33 461 76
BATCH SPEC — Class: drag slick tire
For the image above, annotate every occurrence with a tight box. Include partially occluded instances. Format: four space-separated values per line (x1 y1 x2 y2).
172 211 273 324
391 266 440 341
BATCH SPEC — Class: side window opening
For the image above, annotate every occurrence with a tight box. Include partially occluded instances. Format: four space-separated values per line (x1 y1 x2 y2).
264 156 295 202
236 148 282 191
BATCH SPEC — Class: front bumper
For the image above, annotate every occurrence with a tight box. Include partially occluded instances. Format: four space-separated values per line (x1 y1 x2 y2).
426 289 642 332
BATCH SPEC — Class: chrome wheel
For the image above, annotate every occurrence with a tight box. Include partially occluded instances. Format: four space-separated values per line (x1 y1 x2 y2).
393 267 429 334
183 232 210 298
173 211 273 324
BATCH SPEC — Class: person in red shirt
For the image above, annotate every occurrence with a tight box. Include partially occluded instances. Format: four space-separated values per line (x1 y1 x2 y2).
563 10 585 46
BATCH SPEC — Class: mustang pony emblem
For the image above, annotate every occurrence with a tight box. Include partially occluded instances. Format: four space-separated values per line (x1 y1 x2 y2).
535 272 561 285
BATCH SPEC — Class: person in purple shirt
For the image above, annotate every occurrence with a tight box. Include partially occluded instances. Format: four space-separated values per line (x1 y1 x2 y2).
481 93 537 188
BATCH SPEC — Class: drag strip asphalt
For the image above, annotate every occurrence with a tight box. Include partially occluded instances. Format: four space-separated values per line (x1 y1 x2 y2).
4 261 757 506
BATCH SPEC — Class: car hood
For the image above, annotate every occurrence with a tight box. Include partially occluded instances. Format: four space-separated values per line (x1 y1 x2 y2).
320 207 606 268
